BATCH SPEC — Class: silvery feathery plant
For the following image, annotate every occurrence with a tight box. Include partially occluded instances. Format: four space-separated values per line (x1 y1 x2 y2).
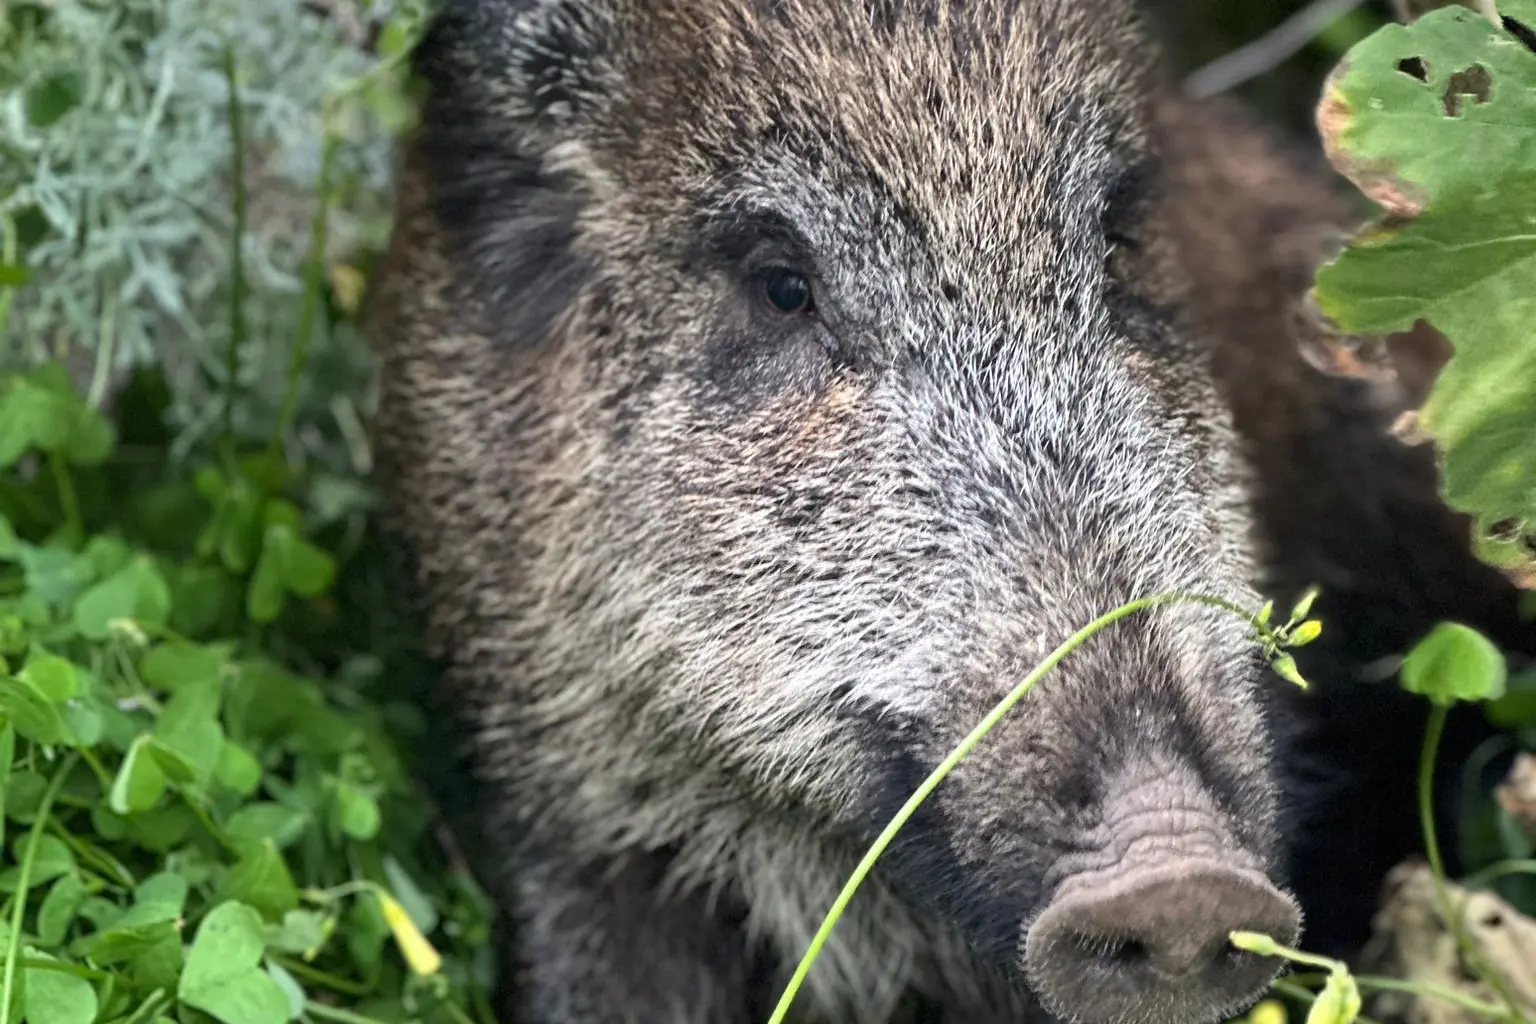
0 0 424 465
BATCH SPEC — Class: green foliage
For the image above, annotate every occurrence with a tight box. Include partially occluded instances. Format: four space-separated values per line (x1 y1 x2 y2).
1313 0 1536 586
0 362 494 1024
1312 13 1536 1015
1400 621 1509 705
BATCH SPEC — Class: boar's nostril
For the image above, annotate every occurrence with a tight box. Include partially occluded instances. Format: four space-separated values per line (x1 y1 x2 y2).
1100 937 1148 967
1022 862 1300 1024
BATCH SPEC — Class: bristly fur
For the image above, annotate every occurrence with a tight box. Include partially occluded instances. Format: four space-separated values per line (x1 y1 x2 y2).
367 1 1536 1021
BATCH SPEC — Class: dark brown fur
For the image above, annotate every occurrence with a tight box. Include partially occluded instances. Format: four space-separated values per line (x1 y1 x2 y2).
366 1 1536 1020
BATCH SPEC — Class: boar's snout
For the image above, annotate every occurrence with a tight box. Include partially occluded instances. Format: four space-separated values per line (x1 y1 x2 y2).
1021 762 1299 1024
1024 862 1298 1024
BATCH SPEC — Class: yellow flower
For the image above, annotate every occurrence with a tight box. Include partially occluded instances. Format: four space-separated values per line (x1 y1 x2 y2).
377 889 443 977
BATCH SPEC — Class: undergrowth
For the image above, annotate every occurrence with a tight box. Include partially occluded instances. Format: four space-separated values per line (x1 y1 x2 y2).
0 362 496 1024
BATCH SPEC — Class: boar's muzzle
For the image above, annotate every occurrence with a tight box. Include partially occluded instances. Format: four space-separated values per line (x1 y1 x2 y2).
1021 756 1301 1024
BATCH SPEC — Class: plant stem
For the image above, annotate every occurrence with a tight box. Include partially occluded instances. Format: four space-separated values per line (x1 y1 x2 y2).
304 1002 395 1024
77 745 116 790
1353 973 1515 1022
222 43 249 441
18 958 113 983
1239 937 1343 973
472 983 498 1024
182 793 238 855
49 451 82 541
276 955 372 996
1273 944 1518 1021
0 214 19 345
1183 0 1368 99
269 132 338 463
765 591 1255 1024
87 288 118 410
106 991 170 1024
303 879 379 905
438 998 479 1024
1463 859 1536 890
1419 702 1530 1024
1421 703 1450 883
45 821 136 890
0 752 80 1024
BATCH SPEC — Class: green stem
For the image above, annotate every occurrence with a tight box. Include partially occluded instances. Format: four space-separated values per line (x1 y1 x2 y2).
17 958 113 983
77 745 116 791
44 822 135 891
1353 973 1514 1022
49 451 82 541
1419 703 1530 1024
269 132 338 463
1463 859 1536 890
438 998 478 1024
1421 703 1450 884
182 793 238 856
472 983 498 1024
302 879 379 905
87 289 118 410
0 753 79 1024
327 45 416 108
0 214 19 345
765 591 1255 1024
276 956 372 997
105 991 170 1024
1273 947 1515 1021
304 1002 395 1024
222 43 248 440
1236 936 1341 974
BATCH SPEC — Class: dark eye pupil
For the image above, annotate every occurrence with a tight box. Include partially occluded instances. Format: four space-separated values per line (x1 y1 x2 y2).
763 270 812 314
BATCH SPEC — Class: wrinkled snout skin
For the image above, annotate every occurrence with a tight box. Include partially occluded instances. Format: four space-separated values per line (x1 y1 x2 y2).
369 1 1306 1022
1023 755 1301 1024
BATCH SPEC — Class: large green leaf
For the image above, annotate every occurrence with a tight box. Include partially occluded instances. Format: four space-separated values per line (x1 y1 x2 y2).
1318 6 1536 209
218 840 299 921
22 948 98 1024
1400 620 1509 705
178 901 293 1024
1313 2 1536 586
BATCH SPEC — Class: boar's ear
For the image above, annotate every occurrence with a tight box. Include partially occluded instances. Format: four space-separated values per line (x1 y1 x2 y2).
411 0 614 348
419 0 612 132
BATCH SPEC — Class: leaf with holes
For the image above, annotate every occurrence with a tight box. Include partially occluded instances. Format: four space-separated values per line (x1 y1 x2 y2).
1313 2 1536 587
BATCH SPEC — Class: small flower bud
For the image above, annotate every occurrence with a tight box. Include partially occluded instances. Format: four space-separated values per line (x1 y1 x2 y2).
1229 931 1281 956
1289 619 1323 647
377 889 442 976
1271 653 1310 691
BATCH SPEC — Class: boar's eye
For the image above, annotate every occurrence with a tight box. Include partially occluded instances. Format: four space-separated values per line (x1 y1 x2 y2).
760 268 815 315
